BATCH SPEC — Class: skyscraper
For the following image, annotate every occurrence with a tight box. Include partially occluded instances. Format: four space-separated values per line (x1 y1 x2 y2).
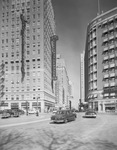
85 7 117 113
56 54 70 108
80 51 85 103
0 0 58 113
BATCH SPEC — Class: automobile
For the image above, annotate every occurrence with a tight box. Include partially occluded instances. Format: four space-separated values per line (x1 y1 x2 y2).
75 109 79 113
71 109 77 118
50 109 76 123
52 110 57 114
83 110 97 118
12 110 20 117
28 109 36 114
18 109 25 115
1 109 11 118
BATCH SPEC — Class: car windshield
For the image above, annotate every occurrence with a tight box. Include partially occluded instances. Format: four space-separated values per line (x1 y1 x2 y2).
56 111 66 114
86 111 96 115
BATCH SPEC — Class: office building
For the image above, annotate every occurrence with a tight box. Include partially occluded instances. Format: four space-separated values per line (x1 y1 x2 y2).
80 51 85 103
85 7 117 113
55 54 70 108
0 0 58 112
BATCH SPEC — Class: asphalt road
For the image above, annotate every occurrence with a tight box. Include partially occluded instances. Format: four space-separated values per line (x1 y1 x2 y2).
0 113 117 150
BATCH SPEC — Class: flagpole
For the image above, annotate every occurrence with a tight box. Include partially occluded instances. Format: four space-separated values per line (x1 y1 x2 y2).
97 0 100 16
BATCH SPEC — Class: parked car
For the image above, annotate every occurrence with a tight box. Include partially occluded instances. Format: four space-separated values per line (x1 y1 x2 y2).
71 109 77 118
1 109 11 118
18 109 25 115
52 110 57 115
83 110 97 118
51 109 76 123
75 109 79 113
28 109 36 114
12 110 20 117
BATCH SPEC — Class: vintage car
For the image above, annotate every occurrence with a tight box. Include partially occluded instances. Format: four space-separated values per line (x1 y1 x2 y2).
1 109 20 118
71 109 77 118
12 110 20 117
83 110 97 118
28 109 36 114
1 109 11 118
50 109 76 123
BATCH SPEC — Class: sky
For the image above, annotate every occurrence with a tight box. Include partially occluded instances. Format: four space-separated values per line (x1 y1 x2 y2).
52 0 117 108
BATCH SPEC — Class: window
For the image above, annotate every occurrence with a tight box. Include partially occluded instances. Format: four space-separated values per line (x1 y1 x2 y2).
27 72 30 76
6 39 8 43
2 39 4 44
11 66 14 71
33 35 35 40
27 51 30 55
33 14 35 19
16 66 19 70
2 53 4 57
6 53 8 57
27 65 30 69
33 64 35 68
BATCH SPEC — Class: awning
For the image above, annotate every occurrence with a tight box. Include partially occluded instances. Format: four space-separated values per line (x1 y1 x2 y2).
105 103 115 107
102 20 107 25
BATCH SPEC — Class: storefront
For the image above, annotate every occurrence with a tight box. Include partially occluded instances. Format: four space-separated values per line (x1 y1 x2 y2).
105 103 116 112
44 101 55 112
32 102 41 112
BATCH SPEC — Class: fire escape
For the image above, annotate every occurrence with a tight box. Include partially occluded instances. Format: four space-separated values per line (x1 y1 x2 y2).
0 63 5 105
50 35 59 92
20 13 28 83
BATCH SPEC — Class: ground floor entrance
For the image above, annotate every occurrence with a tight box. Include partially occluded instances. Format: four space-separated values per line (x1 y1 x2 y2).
0 100 55 113
88 99 117 113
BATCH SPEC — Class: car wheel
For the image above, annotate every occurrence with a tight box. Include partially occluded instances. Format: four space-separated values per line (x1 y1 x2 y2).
74 116 76 120
64 119 67 123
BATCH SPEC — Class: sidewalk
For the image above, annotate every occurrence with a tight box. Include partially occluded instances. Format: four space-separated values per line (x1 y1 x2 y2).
0 113 52 127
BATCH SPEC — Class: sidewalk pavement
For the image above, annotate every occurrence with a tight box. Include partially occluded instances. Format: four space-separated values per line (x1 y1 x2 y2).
0 113 52 127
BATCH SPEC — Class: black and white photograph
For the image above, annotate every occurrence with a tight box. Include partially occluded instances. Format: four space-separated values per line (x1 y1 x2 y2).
0 0 117 150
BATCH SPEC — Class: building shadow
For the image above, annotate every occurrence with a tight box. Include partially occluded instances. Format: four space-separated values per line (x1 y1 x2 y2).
0 129 32 150
1 128 117 150
33 129 117 150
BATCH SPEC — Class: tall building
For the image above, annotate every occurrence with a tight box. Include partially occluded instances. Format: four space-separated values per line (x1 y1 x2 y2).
85 7 117 113
68 80 73 98
68 80 74 109
80 51 85 103
55 54 70 108
0 0 58 113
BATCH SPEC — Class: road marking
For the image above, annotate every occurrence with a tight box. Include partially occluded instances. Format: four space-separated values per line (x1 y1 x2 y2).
0 118 50 128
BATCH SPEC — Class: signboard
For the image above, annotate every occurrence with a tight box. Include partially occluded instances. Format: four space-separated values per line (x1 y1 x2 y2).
50 35 58 81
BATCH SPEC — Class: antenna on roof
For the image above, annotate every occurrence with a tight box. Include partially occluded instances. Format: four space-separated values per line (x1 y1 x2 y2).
97 0 100 16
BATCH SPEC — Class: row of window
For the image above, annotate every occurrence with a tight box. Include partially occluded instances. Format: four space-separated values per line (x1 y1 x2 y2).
5 96 40 101
5 87 41 92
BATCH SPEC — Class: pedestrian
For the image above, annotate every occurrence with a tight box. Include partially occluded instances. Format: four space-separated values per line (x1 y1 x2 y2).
36 110 39 116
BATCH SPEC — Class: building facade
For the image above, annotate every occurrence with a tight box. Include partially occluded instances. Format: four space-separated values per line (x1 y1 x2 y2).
55 54 70 108
68 80 74 109
80 51 85 103
0 0 58 112
85 7 117 113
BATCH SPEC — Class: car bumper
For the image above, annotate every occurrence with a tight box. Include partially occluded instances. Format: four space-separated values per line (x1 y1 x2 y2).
84 115 96 118
51 119 64 123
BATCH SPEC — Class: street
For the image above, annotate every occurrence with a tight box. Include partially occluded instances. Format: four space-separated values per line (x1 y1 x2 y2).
0 113 117 150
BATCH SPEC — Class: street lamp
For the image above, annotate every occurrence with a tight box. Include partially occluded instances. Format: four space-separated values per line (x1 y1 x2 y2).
36 97 39 116
26 100 28 116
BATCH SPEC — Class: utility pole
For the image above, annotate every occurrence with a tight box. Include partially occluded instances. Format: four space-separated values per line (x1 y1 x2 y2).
20 13 28 83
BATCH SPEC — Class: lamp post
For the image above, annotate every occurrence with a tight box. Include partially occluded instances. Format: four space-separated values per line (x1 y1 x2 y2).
36 97 39 116
26 100 28 116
